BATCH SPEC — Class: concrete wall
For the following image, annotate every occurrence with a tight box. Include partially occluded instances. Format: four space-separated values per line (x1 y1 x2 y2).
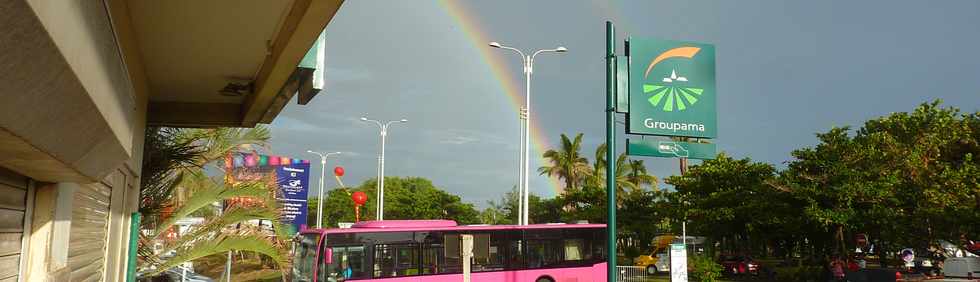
1 0 148 281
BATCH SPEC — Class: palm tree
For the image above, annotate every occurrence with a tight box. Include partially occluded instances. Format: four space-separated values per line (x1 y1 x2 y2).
139 125 286 274
145 171 289 274
590 143 639 198
538 133 592 192
626 159 659 190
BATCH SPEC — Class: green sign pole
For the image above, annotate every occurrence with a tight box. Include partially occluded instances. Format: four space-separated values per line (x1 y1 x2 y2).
126 212 141 282
605 20 618 282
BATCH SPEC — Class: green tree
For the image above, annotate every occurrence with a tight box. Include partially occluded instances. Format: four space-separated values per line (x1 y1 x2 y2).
481 186 520 225
539 133 592 192
315 177 480 227
667 154 787 255
625 159 658 190
590 144 634 190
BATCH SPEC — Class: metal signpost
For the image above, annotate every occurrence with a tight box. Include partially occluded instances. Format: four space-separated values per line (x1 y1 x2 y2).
607 21 718 281
604 21 618 282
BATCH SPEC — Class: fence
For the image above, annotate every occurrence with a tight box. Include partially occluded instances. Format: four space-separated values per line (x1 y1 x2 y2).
616 265 655 282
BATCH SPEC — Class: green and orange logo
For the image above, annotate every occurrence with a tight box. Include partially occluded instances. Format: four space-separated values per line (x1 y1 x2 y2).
643 46 704 112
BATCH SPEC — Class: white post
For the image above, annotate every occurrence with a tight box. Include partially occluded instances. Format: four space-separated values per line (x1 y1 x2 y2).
317 157 325 228
462 234 474 282
181 262 188 282
517 107 526 225
376 147 382 220
683 221 687 246
522 56 532 226
378 125 387 221
225 250 232 282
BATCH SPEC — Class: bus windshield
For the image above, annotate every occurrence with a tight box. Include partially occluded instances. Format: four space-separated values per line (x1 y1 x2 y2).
292 233 321 282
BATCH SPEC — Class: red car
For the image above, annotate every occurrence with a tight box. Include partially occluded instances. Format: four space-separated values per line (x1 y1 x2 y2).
719 255 760 276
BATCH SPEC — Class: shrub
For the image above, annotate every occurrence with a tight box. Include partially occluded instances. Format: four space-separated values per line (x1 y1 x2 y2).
772 266 824 282
689 255 722 282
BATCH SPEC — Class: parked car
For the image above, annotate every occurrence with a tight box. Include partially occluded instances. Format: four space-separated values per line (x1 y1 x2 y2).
943 257 980 279
912 257 940 276
137 267 214 282
719 255 760 276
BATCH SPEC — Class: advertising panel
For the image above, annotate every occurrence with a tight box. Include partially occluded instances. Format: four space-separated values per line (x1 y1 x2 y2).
628 38 716 139
225 153 310 233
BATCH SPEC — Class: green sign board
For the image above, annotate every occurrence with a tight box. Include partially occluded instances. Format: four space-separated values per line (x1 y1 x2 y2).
628 38 716 138
616 55 629 113
627 139 716 160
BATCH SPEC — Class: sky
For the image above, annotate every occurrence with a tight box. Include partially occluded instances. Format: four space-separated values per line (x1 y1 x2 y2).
269 0 980 209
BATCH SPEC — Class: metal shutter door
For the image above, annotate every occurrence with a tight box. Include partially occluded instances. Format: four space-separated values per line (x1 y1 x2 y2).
68 182 111 282
0 168 28 281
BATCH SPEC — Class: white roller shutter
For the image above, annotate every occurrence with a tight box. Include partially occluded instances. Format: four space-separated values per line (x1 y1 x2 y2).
68 182 111 281
0 168 28 281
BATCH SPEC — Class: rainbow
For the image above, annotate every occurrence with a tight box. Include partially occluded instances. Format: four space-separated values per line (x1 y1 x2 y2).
437 0 565 196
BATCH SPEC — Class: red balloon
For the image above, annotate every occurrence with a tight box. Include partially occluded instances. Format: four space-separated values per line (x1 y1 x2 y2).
351 191 368 205
333 166 345 177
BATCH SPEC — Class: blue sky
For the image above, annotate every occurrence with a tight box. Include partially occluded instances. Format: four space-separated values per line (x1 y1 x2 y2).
270 0 980 208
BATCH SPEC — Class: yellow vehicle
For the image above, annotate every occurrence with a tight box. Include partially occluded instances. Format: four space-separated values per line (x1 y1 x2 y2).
634 235 676 274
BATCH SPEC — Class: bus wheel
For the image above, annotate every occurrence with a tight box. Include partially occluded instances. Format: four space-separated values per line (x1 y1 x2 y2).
646 265 658 275
535 276 555 282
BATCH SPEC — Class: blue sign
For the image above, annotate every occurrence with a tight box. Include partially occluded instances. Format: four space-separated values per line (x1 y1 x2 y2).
276 163 310 231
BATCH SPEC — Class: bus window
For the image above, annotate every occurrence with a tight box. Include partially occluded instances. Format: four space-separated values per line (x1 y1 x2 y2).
474 233 505 272
527 229 564 268
319 245 365 281
291 234 320 282
564 239 585 261
374 243 420 277
421 242 444 274
442 234 462 274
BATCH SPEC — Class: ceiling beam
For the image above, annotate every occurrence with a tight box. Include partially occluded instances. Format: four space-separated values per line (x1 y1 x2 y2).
148 102 243 128
241 0 344 127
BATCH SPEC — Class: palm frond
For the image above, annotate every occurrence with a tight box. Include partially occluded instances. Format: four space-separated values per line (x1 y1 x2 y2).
150 234 284 275
152 174 271 238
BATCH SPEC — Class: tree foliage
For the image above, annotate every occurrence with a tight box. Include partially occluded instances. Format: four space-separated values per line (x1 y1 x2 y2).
666 100 980 259
313 177 480 228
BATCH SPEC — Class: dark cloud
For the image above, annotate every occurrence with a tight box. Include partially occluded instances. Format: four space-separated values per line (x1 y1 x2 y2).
272 0 980 208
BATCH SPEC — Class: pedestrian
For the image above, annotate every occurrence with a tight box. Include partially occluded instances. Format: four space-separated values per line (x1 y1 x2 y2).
831 256 846 281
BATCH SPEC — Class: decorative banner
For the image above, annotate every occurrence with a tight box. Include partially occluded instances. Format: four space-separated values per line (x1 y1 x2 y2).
627 139 716 160
628 38 716 138
276 163 310 228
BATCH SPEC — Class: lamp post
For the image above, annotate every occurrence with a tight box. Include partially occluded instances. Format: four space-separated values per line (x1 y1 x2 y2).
306 150 341 229
489 41 567 225
360 117 407 221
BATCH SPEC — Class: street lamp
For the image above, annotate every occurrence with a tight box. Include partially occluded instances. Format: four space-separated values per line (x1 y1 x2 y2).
307 150 341 229
360 116 408 221
489 41 567 225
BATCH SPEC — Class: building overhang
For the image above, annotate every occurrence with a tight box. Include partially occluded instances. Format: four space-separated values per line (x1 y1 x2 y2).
126 0 342 128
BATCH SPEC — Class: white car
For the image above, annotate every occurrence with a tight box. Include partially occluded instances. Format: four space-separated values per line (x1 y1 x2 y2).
943 257 980 279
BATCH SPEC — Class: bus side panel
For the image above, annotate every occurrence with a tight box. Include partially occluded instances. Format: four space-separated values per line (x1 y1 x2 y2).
351 265 604 282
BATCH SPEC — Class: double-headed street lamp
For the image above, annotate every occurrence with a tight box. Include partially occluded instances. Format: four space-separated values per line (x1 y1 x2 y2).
361 116 408 221
489 41 567 225
306 150 341 229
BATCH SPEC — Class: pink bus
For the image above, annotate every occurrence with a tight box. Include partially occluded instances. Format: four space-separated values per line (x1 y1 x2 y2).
291 220 607 282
